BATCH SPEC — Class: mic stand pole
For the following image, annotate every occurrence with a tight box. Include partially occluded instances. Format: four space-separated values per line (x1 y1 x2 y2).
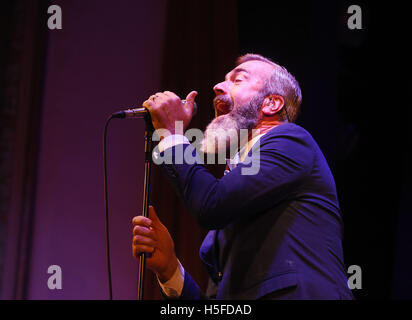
137 113 154 300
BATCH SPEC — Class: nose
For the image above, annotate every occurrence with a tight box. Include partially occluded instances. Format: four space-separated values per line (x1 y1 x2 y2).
213 81 227 96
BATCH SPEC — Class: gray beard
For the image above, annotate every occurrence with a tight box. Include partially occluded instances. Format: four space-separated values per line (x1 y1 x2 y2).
200 98 261 157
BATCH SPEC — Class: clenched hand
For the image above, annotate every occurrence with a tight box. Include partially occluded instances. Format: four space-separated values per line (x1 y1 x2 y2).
132 205 178 283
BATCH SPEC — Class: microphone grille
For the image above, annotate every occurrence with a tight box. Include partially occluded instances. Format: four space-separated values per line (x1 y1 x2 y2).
182 100 198 116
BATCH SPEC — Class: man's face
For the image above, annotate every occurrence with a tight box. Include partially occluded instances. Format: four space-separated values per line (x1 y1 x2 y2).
213 60 275 117
200 60 274 155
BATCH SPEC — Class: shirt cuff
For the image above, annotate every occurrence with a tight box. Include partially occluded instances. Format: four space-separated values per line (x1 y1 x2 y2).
158 134 190 153
157 259 185 298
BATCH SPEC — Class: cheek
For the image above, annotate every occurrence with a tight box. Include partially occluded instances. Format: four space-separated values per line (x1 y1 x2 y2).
231 87 256 107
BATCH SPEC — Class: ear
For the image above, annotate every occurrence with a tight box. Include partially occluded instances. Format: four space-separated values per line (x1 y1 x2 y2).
261 95 284 116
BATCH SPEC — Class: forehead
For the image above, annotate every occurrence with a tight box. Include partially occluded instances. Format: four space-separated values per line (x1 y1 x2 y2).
225 60 275 80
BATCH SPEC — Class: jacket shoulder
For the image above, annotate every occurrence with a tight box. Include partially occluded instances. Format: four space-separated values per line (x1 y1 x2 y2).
262 122 313 142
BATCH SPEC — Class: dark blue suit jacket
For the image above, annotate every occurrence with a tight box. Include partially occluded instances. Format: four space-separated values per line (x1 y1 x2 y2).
160 123 354 299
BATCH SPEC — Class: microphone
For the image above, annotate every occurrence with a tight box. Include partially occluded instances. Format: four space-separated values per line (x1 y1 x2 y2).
111 100 197 119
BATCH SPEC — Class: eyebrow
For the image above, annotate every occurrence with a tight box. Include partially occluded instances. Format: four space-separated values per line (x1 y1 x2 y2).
225 68 249 81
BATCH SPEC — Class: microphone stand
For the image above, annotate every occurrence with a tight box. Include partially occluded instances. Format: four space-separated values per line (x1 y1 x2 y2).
138 113 155 300
109 100 194 299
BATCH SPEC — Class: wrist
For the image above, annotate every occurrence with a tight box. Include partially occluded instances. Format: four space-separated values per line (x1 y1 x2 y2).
157 256 179 284
159 130 172 141
156 133 190 154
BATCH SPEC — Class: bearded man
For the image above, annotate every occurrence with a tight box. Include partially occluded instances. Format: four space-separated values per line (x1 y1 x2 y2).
132 54 354 299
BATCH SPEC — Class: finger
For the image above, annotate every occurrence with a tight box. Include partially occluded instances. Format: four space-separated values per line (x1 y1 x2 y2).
186 90 198 102
133 235 156 247
142 98 155 110
132 215 152 228
163 91 182 109
148 205 161 224
184 91 198 116
154 92 168 101
133 245 155 258
163 91 180 100
133 225 157 239
143 92 164 110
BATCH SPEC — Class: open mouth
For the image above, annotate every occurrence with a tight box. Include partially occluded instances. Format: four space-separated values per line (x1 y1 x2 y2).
214 99 232 116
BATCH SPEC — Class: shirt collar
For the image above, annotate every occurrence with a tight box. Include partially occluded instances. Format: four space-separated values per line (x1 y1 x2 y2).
225 132 266 173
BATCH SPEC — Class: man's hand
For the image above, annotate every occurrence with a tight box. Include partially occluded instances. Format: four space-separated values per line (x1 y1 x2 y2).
132 205 178 283
142 91 198 135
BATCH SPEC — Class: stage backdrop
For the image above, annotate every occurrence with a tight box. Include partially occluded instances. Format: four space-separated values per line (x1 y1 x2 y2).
4 0 169 299
1 0 238 300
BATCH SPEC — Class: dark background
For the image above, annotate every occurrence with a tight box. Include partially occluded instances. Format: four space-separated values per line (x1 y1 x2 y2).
0 0 410 300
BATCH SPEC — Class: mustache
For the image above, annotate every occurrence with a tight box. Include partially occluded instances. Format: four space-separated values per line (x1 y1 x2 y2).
213 95 234 111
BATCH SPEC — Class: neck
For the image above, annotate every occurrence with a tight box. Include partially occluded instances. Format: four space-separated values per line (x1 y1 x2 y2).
249 118 286 141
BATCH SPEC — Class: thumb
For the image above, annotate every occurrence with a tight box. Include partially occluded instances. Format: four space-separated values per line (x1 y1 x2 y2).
184 91 198 116
148 205 161 225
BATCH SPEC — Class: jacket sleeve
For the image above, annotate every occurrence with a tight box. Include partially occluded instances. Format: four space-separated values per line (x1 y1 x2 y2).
159 127 315 230
179 271 209 300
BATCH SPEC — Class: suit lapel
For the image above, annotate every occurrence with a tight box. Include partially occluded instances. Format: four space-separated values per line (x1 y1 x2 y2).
199 230 220 283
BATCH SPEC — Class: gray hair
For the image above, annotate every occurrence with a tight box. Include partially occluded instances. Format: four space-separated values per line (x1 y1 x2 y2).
236 54 302 122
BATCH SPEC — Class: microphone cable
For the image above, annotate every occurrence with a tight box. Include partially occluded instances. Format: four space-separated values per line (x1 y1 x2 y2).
102 99 196 300
103 115 114 300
